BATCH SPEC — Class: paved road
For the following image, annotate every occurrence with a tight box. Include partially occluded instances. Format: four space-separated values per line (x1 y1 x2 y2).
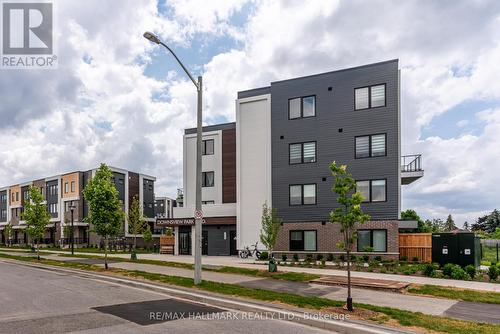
0 261 337 334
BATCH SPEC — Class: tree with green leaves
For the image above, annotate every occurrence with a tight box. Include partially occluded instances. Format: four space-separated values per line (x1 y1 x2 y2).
142 224 153 244
401 209 426 232
83 163 124 269
260 202 282 270
472 209 500 233
22 186 51 260
329 162 370 311
444 214 456 232
463 221 470 231
3 222 13 247
128 196 147 260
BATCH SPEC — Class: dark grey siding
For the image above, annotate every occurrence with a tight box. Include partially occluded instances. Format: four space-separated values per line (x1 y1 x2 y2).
0 190 7 222
185 122 235 135
237 86 271 99
46 180 58 218
111 172 126 202
203 225 236 256
142 178 155 218
271 60 400 221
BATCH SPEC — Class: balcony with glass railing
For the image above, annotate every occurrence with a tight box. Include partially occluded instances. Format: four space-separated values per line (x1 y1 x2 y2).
401 154 424 185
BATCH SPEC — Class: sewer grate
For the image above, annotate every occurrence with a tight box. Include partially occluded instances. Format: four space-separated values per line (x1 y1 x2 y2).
92 299 225 326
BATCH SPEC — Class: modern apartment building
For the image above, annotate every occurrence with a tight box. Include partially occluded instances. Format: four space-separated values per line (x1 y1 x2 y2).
0 166 158 246
169 59 423 258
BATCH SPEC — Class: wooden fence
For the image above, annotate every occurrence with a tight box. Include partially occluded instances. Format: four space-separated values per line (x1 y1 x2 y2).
399 233 432 262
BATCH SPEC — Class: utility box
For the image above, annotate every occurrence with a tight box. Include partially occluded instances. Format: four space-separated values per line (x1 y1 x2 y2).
432 232 480 267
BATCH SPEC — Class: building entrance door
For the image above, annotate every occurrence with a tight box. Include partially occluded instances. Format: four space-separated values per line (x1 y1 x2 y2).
202 231 208 255
179 230 191 255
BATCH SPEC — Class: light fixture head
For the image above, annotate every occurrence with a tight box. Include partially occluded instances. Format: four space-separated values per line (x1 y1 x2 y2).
143 31 161 44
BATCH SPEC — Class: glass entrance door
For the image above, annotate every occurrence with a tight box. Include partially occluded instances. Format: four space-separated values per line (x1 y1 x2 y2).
179 231 191 255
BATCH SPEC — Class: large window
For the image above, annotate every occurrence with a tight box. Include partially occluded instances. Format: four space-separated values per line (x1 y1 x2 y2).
64 182 69 194
289 96 316 119
355 84 386 110
289 142 316 164
357 229 387 252
355 134 386 158
202 139 214 155
290 230 317 251
202 172 214 187
289 184 316 206
71 181 75 193
0 209 6 220
356 179 386 202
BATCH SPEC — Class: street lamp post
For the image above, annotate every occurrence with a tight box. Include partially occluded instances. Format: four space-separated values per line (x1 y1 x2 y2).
143 31 203 284
69 203 76 255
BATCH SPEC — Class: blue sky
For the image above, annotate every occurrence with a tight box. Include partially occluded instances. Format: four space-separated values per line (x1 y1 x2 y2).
1 0 500 227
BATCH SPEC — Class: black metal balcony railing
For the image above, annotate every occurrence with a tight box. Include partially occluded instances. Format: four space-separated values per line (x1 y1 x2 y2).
401 154 423 172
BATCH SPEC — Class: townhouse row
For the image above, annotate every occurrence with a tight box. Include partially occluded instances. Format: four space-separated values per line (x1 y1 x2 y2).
0 166 174 246
163 59 424 258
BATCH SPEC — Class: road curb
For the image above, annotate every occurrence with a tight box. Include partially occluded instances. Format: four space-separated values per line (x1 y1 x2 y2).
0 258 414 334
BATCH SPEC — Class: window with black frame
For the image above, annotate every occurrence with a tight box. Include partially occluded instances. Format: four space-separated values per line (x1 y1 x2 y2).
289 96 316 119
289 142 316 164
290 230 317 251
202 139 214 155
357 229 387 252
202 171 214 187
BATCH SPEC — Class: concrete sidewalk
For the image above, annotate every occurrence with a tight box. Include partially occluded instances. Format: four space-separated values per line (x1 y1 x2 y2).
16 248 499 293
25 252 500 324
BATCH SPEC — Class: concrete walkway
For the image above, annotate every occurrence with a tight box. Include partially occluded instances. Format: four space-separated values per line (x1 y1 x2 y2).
16 249 499 293
14 252 499 324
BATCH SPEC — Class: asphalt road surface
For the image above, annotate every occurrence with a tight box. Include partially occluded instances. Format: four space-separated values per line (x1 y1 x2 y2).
0 261 337 334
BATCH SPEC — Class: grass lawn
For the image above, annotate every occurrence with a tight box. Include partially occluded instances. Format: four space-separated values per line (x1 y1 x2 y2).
0 251 499 334
407 284 500 304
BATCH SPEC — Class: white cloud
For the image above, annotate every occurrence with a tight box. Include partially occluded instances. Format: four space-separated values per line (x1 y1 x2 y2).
2 0 500 227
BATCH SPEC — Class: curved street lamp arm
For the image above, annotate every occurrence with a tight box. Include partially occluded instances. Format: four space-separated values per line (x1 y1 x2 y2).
159 41 199 90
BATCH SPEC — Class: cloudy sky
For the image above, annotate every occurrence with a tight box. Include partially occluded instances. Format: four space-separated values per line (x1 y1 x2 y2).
1 0 499 226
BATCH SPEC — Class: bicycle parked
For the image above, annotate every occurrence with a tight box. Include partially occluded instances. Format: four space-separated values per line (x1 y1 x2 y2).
239 242 261 259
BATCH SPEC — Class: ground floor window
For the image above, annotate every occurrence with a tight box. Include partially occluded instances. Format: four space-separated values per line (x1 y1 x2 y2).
357 229 387 252
289 230 317 251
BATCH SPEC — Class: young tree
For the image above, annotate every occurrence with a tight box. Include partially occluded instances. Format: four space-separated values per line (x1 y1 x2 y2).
128 196 146 260
83 163 124 269
259 202 282 270
3 222 13 247
329 162 370 311
22 186 51 260
142 224 153 245
444 214 456 231
463 221 470 231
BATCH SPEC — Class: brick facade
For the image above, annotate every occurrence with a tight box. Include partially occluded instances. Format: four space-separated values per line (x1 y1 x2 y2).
274 220 399 260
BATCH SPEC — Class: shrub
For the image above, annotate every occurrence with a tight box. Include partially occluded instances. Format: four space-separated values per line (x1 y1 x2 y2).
432 262 440 270
339 254 345 262
423 263 435 277
350 255 357 262
374 256 382 262
326 253 334 262
259 251 269 260
363 255 369 262
281 254 287 262
305 254 313 263
450 266 469 280
293 253 299 262
316 254 324 261
442 263 455 277
320 259 326 267
488 265 499 281
412 256 419 262
380 268 387 273
464 265 476 279
400 256 408 262
431 270 444 278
